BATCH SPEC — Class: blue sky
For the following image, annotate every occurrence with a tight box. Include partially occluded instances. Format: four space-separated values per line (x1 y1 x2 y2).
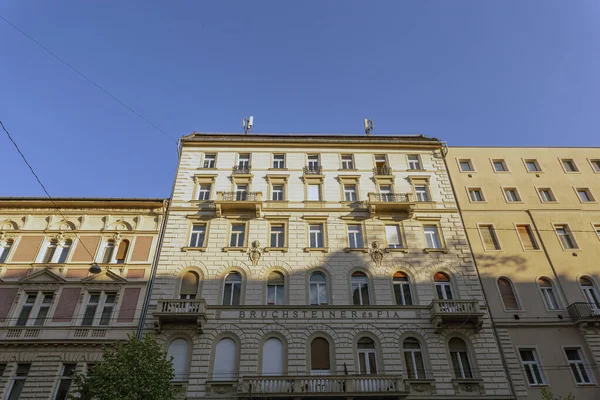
1 1 599 198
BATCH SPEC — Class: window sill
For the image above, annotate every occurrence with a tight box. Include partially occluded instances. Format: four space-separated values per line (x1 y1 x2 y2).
265 200 289 204
268 168 288 171
196 167 217 170
338 168 358 172
451 378 484 384
264 247 288 253
182 246 206 252
223 247 246 252
407 168 427 172
344 247 368 253
424 248 449 253
386 248 409 253
304 247 329 253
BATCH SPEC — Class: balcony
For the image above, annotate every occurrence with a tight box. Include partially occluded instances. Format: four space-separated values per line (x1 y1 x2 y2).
153 299 207 332
0 326 131 342
366 193 414 217
303 166 322 176
232 165 251 175
373 166 393 177
568 302 600 325
236 375 407 399
214 191 263 217
429 300 484 333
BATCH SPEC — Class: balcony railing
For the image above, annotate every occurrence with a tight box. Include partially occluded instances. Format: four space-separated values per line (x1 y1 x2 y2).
233 165 251 174
303 166 322 175
0 326 131 342
238 375 405 397
366 192 414 217
153 299 207 332
429 299 484 333
369 193 411 203
219 192 261 202
214 192 263 217
373 166 392 176
568 302 600 322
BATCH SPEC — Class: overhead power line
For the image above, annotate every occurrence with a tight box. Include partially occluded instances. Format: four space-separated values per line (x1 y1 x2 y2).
0 14 177 144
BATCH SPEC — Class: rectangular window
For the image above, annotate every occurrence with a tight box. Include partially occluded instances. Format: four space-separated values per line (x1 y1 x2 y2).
307 184 321 201
408 155 421 170
504 188 521 202
230 224 246 247
516 225 539 250
479 225 500 250
189 224 206 247
577 188 594 202
347 225 364 248
415 185 430 202
379 185 393 201
538 188 555 202
424 226 441 249
385 225 403 249
198 184 211 200
343 185 358 201
595 224 600 240
235 184 248 201
519 349 546 386
16 293 37 326
54 363 77 400
80 292 115 326
341 154 354 170
565 347 592 384
459 159 474 172
525 159 541 172
468 188 484 202
33 293 54 326
309 224 324 248
555 225 577 249
202 154 216 169
82 293 99 326
237 154 250 169
0 240 13 263
8 363 31 400
98 293 116 326
493 159 507 172
307 155 319 170
591 160 600 173
271 185 284 201
272 154 285 169
270 224 285 248
562 159 578 172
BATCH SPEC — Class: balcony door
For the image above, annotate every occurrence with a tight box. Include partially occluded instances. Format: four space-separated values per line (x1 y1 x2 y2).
357 337 378 375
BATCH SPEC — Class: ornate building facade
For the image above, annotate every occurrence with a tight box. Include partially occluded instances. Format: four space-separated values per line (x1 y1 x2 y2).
0 198 166 399
446 147 600 399
145 133 512 399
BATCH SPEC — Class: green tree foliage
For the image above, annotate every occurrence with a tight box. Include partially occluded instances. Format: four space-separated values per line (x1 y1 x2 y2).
540 387 575 400
70 334 176 400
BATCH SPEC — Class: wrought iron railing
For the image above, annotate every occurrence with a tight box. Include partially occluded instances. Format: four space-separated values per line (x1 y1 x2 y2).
219 192 261 201
157 299 206 314
429 299 480 314
233 165 251 174
303 166 322 175
238 375 402 395
568 302 600 321
369 193 410 203
373 166 392 175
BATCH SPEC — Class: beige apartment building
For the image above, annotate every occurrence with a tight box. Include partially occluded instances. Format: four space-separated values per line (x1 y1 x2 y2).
446 147 600 399
0 197 166 399
145 133 512 399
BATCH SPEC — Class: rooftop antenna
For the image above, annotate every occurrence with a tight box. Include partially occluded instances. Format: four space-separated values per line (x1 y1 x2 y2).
364 118 374 136
242 116 254 134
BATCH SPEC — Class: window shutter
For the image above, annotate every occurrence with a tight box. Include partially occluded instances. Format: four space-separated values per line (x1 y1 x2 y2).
480 226 498 250
117 287 141 322
11 236 44 262
130 236 153 262
311 338 330 370
52 288 81 322
180 272 199 296
0 288 18 322
71 236 101 262
115 240 129 261
517 226 536 250
498 278 519 310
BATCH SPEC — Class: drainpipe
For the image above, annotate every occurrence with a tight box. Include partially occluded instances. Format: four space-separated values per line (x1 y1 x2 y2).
441 149 517 399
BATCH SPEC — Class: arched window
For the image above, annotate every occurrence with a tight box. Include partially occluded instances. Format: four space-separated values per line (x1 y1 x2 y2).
403 337 426 379
309 272 328 305
434 272 453 300
213 338 237 380
262 337 284 376
310 337 331 374
57 240 72 263
579 277 600 309
0 239 14 263
449 338 473 379
42 240 58 263
180 272 200 300
223 272 242 306
497 277 519 310
115 239 130 264
357 337 378 374
102 240 116 264
351 272 370 305
167 338 189 381
393 272 413 305
537 277 559 310
266 272 284 305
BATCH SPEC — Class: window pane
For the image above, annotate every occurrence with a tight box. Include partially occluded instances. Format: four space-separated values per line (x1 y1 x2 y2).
223 284 233 305
311 338 330 370
307 185 320 201
386 226 402 248
168 339 189 380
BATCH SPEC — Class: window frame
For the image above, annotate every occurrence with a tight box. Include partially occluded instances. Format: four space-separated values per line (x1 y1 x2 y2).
346 224 365 249
496 277 522 311
188 223 208 248
593 223 600 242
491 159 509 172
477 224 501 251
269 223 287 249
307 223 326 250
80 291 117 326
457 159 475 172
14 291 55 327
384 224 404 250
523 159 542 172
518 347 546 387
308 271 330 305
536 187 557 203
448 338 475 379
167 337 191 382
343 184 359 202
307 154 320 171
574 187 596 203
502 187 522 203
350 271 371 306
201 153 217 169
588 158 600 174
434 272 454 300
340 154 355 170
392 272 413 306
537 277 561 311
197 183 212 201
228 223 247 248
563 346 594 385
271 184 285 201
560 158 579 173
7 363 31 400
306 183 323 202
222 272 243 306
466 187 485 203
553 224 579 250
356 336 379 375
423 224 444 250
0 239 14 263
407 154 422 170
266 271 286 305
272 153 286 169
403 337 427 379
236 153 251 169
414 184 431 202
515 224 540 251
53 363 77 400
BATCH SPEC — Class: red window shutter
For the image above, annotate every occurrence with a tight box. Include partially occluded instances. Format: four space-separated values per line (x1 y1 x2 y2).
130 237 153 262
52 288 81 323
11 236 44 262
0 288 19 322
117 287 141 323
71 236 101 262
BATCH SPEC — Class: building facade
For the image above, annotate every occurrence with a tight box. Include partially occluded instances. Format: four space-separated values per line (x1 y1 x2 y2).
0 198 166 399
145 133 512 399
446 147 600 399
